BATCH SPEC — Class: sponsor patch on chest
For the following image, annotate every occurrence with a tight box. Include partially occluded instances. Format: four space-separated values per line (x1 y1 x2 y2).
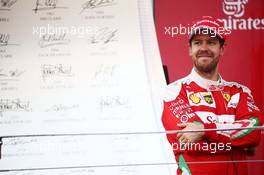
187 91 216 108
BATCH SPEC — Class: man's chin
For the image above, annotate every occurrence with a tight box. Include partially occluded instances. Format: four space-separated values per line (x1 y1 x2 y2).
195 63 216 74
197 66 215 74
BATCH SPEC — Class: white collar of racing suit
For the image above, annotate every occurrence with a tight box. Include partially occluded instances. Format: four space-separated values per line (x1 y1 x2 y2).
189 68 225 91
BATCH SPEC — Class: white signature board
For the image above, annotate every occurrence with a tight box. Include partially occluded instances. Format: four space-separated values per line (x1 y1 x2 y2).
0 0 175 174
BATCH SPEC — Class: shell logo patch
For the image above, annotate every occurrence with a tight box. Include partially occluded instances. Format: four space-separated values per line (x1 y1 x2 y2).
187 91 216 108
189 93 201 104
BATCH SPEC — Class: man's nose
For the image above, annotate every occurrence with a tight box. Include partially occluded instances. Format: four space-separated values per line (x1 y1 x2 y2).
200 41 209 50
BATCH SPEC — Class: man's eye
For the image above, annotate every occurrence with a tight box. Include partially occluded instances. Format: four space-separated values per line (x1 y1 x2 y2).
208 40 217 45
193 41 200 45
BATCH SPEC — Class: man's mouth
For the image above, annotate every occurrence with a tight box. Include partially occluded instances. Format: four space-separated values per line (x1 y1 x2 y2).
197 55 212 58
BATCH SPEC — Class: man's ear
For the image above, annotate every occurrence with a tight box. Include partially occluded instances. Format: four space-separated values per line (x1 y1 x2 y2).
188 44 192 56
220 44 225 56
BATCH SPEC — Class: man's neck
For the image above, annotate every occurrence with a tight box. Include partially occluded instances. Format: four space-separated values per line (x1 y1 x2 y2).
194 68 219 81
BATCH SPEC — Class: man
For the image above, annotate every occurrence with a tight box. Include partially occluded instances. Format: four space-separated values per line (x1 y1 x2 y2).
162 16 262 175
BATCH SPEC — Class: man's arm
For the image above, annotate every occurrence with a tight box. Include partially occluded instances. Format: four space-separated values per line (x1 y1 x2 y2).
179 91 263 147
162 83 204 146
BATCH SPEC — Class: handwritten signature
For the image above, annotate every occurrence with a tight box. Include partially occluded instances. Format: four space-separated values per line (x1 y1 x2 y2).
0 98 31 112
80 0 116 14
93 64 116 81
33 0 68 13
99 96 129 111
38 33 70 48
41 64 73 81
0 33 9 47
46 104 79 112
5 138 38 146
0 68 25 78
0 0 17 11
0 33 19 47
88 27 118 44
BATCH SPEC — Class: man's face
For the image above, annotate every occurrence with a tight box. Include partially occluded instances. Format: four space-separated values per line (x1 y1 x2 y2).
189 34 224 74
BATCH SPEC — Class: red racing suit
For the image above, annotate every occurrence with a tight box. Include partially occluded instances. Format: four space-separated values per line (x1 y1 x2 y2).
162 69 262 175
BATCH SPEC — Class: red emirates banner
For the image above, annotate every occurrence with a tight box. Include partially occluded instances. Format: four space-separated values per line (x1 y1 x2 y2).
155 0 264 174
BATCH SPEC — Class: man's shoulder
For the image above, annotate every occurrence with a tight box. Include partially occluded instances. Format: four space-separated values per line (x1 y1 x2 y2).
163 76 190 102
223 80 252 95
168 76 189 87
